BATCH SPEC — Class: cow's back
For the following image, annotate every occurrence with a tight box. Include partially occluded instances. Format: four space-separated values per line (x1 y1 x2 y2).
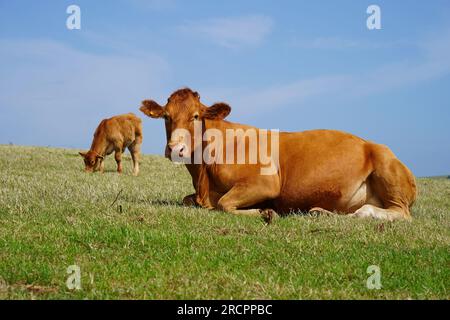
104 113 142 142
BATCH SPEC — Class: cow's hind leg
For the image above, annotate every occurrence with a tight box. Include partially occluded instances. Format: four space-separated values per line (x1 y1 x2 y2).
350 204 406 221
128 140 141 176
114 148 123 174
351 144 417 221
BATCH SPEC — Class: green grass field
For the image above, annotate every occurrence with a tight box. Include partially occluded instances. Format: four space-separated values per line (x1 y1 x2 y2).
0 145 448 299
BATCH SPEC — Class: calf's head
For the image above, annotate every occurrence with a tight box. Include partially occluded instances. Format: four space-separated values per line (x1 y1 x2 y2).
140 88 231 161
79 151 104 172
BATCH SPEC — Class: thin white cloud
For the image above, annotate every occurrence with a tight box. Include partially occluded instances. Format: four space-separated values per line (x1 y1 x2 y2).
290 36 360 49
210 29 450 115
0 39 170 109
128 0 176 10
179 15 274 49
0 39 170 146
289 36 414 50
226 75 352 115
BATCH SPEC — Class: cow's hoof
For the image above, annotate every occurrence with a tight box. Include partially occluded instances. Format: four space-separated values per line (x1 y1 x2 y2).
308 207 335 216
261 209 278 224
182 194 197 207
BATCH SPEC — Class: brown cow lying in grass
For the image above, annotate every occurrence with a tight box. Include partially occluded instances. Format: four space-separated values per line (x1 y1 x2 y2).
79 113 143 176
140 88 417 222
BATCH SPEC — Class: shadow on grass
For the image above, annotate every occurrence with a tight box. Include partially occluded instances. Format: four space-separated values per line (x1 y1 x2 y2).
148 199 185 207
101 169 119 174
77 169 125 174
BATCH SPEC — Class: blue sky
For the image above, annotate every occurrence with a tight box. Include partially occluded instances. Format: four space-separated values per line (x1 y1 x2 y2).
1 0 449 176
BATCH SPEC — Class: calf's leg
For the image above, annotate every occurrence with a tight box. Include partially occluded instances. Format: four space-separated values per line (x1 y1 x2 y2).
114 149 123 174
128 142 141 176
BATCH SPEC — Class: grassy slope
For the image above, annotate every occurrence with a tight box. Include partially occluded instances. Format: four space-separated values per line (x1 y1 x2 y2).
0 145 448 299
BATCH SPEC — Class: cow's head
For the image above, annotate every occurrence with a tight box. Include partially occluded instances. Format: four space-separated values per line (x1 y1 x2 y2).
79 151 104 172
140 88 231 161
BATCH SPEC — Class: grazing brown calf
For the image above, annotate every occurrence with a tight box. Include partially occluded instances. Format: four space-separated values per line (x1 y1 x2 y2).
140 88 417 221
79 113 143 176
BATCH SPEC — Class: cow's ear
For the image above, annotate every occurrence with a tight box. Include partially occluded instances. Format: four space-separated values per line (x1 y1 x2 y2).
96 155 104 160
79 152 87 158
140 100 165 118
203 102 231 120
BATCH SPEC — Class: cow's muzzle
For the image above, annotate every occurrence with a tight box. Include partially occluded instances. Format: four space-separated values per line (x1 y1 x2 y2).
167 142 189 162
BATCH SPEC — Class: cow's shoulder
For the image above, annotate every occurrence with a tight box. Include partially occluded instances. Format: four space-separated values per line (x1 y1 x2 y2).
93 119 109 137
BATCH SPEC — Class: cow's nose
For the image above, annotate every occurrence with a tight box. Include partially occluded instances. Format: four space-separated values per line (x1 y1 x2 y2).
167 143 188 161
167 142 178 151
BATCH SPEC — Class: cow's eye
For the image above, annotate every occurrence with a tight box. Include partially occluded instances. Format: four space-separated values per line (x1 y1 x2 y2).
193 114 199 121
163 114 170 121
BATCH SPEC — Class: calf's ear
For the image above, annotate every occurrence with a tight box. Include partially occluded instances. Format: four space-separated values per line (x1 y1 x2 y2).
140 100 165 118
203 102 231 120
79 152 87 158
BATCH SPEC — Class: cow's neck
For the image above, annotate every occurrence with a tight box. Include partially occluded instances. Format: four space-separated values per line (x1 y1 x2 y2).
89 131 108 157
184 118 252 208
184 118 252 173
185 118 212 208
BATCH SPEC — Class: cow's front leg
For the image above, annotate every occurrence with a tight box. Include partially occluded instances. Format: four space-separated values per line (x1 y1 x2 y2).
183 191 222 209
99 159 105 173
260 209 279 224
182 194 197 207
217 178 280 221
